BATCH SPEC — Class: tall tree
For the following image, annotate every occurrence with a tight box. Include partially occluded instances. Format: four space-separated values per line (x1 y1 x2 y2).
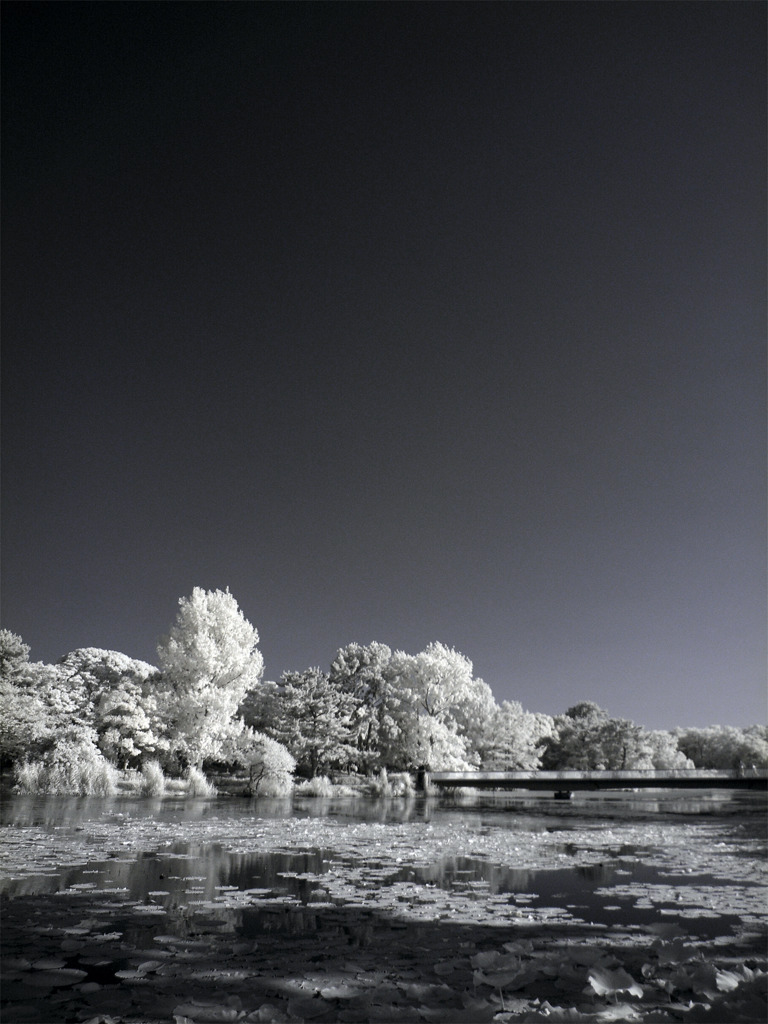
675 725 768 769
57 648 165 765
643 730 693 770
157 587 264 767
329 641 401 772
386 643 494 769
267 668 357 777
0 630 46 765
0 629 31 680
478 701 554 770
540 702 650 770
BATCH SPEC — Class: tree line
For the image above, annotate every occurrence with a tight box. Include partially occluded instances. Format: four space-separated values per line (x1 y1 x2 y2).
1 588 765 791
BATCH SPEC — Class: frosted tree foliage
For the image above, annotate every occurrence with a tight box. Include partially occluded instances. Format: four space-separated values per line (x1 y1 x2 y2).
642 730 694 770
4 618 765 788
1 661 93 766
674 725 768 769
58 648 158 704
157 587 264 767
225 722 296 795
329 641 401 771
386 643 495 768
393 713 476 771
541 703 657 770
98 681 170 768
0 631 46 765
0 676 49 766
479 701 554 770
268 668 357 777
0 629 31 680
391 643 477 720
57 648 166 766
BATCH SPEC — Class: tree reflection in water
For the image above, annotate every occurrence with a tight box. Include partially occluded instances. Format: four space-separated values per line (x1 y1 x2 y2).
1 793 765 1023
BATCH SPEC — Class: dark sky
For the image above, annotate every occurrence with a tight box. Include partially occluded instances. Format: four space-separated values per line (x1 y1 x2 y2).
3 2 765 730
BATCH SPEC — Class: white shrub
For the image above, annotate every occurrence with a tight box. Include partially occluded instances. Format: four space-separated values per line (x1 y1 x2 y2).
225 725 295 796
185 765 217 798
13 733 117 796
389 771 415 797
370 767 392 797
13 759 45 794
295 775 334 797
140 759 166 797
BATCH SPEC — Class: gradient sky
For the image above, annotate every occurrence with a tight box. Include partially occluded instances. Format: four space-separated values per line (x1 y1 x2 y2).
3 2 765 730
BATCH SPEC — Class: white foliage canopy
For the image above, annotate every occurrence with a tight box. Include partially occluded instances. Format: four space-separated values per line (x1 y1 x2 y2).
387 642 496 768
391 642 479 721
157 587 264 765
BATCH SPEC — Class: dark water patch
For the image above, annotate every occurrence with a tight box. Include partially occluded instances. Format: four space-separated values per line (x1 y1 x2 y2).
2 838 758 944
2 799 765 1024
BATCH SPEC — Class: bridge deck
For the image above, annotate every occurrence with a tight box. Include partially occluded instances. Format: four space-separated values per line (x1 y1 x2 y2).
424 769 768 792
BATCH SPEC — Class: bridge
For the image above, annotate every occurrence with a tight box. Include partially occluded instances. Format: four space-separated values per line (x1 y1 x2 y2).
419 768 768 796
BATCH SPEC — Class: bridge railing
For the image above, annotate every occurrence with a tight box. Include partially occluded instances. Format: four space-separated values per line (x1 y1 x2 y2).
429 768 767 779
419 768 768 791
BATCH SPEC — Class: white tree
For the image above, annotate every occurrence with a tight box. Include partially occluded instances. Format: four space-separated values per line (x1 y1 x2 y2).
393 714 475 771
98 678 170 768
386 643 494 769
329 641 402 772
643 730 693 770
479 701 554 770
390 643 476 720
267 668 357 777
57 648 165 765
157 587 265 767
0 632 50 765
0 629 31 681
0 674 50 765
22 661 93 742
58 648 157 703
224 722 296 795
675 725 768 769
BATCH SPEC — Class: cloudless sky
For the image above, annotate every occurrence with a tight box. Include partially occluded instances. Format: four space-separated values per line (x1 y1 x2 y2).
3 2 765 730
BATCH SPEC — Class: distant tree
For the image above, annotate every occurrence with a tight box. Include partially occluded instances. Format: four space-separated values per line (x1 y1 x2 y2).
643 730 693 770
540 702 649 770
0 631 44 765
329 641 401 772
239 678 281 734
385 643 493 769
595 716 650 770
675 725 768 770
0 629 31 680
56 648 166 765
157 588 264 767
267 667 357 777
478 701 554 770
539 702 607 770
741 725 768 767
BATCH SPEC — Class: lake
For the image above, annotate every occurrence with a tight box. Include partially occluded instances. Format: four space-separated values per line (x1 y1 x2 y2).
1 789 766 1022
